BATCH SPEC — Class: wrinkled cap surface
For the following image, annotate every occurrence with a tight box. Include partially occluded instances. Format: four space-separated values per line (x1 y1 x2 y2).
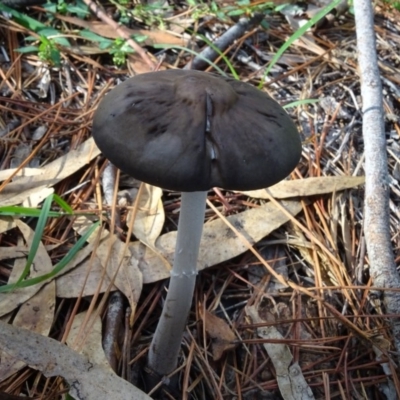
92 70 301 192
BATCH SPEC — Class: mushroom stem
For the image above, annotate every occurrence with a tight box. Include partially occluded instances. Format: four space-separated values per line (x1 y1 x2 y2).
147 191 208 378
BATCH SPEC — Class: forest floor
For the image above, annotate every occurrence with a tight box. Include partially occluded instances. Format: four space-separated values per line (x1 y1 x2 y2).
1 0 400 399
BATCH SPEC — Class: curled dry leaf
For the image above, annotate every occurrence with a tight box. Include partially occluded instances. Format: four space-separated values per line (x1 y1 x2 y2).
0 322 152 400
202 310 237 361
130 184 170 271
131 184 165 250
246 306 315 400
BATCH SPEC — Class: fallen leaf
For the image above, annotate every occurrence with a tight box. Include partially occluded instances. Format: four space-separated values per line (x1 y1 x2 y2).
0 322 152 400
96 235 143 313
0 223 98 315
132 184 165 249
0 246 28 261
127 53 157 75
56 255 116 298
0 138 100 206
0 167 41 181
67 310 111 370
57 14 188 47
70 199 302 291
0 223 55 382
238 176 364 199
142 200 303 283
202 310 236 360
22 187 54 208
246 306 315 400
0 217 16 234
0 221 54 317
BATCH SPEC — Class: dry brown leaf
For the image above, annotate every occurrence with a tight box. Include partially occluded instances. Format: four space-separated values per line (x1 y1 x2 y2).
0 322 152 400
202 310 236 361
132 184 165 249
0 217 16 234
66 310 111 370
0 167 41 181
68 201 302 292
0 221 54 317
0 138 100 206
0 223 98 314
57 14 188 47
128 53 158 75
56 255 116 298
96 235 143 313
238 176 364 199
0 224 55 382
0 280 56 382
141 200 303 283
22 187 54 208
246 306 315 400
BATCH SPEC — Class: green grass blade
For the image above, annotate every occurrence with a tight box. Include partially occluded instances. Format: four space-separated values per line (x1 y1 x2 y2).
260 0 342 87
53 194 74 214
0 206 62 217
13 194 54 287
193 32 239 79
0 220 100 293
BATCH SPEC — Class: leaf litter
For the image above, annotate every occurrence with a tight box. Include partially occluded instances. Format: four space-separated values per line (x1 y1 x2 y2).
1 1 399 398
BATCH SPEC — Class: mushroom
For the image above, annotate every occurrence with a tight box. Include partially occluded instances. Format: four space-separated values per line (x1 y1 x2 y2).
92 69 301 383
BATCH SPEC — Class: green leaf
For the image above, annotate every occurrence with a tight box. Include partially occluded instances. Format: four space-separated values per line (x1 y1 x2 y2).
80 30 114 48
227 9 245 16
0 220 100 293
131 34 148 43
53 194 74 215
37 28 71 47
0 3 46 32
0 206 62 217
15 46 39 54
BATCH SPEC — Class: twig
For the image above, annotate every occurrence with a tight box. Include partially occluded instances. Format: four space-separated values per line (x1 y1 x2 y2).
103 291 124 372
185 13 264 71
354 0 400 356
82 0 156 71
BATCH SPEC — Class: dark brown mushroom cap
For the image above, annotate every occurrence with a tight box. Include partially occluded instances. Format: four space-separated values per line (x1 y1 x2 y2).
92 70 301 192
